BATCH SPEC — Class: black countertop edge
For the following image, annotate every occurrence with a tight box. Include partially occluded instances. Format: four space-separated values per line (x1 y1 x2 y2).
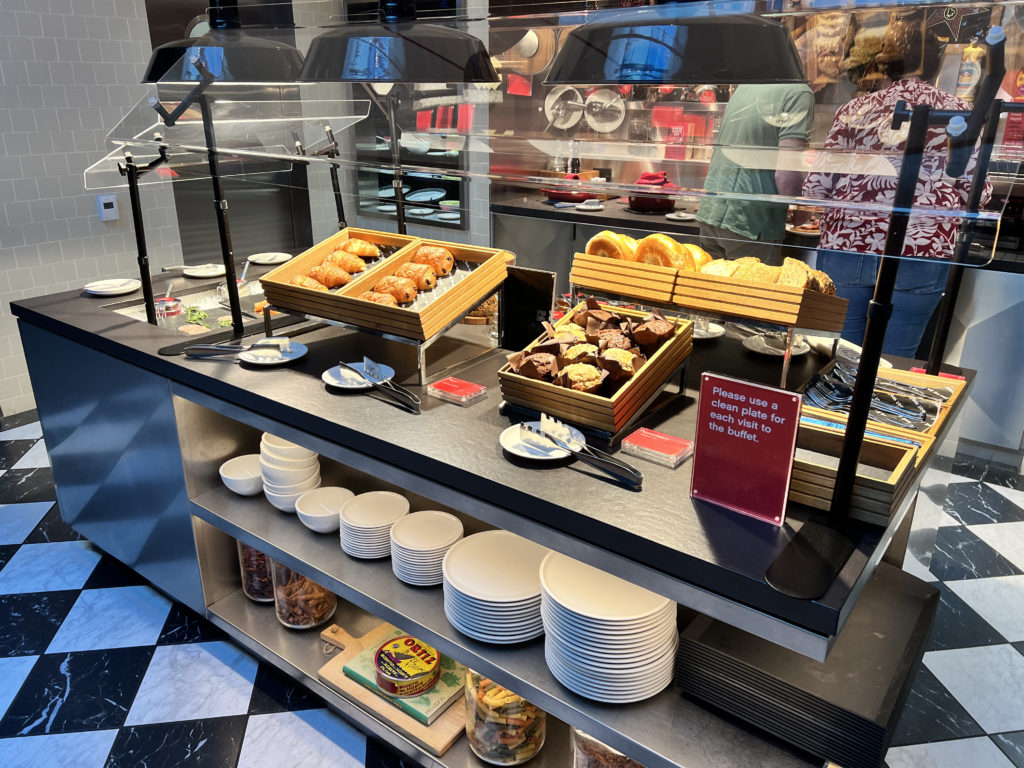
490 194 703 237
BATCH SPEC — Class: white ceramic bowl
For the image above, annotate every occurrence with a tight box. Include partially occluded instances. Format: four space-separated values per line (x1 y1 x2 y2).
260 444 318 467
260 457 319 487
261 433 318 461
295 486 356 534
263 471 321 496
263 481 321 513
219 454 263 496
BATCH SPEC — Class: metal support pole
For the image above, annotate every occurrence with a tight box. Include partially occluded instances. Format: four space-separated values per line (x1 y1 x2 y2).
123 156 158 326
386 92 407 235
199 92 245 338
325 126 348 230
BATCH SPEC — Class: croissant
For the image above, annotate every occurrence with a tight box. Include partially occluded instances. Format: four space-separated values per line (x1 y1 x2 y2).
374 275 418 303
309 263 351 288
326 250 366 273
290 275 328 292
395 262 437 291
360 291 398 306
340 238 381 259
412 245 454 276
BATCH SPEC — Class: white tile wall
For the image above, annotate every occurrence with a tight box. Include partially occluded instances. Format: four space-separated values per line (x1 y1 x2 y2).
0 0 182 415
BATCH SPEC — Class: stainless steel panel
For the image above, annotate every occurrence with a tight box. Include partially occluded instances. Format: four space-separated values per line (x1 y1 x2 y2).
18 323 205 611
492 213 574 294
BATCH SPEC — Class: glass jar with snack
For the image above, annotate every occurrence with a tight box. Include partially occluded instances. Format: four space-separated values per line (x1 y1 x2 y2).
465 669 545 765
237 541 274 603
572 728 645 768
270 560 337 629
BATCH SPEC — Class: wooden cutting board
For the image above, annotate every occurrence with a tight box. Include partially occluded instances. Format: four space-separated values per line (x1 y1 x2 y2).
317 623 466 756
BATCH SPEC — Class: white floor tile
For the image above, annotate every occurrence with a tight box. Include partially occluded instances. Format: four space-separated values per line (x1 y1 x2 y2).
990 484 1024 510
925 645 1024 733
0 502 53 545
969 522 1024 572
46 586 172 653
11 440 49 470
0 730 118 768
886 737 1015 768
0 656 38 720
237 710 366 768
124 641 257 726
0 423 43 441
947 575 1024 642
0 541 101 595
902 552 938 582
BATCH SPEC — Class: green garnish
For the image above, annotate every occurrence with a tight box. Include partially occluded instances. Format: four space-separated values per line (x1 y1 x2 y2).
185 306 210 327
218 319 232 327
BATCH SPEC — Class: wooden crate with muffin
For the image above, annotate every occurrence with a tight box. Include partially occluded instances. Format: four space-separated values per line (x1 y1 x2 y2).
498 299 693 433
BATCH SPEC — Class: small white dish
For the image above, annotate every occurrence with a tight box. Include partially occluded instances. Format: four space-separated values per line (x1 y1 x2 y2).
295 486 355 534
499 421 586 461
84 278 141 296
239 341 307 366
182 264 227 278
322 362 396 391
741 335 811 357
376 203 398 213
785 224 821 237
692 323 725 340
665 212 697 222
248 252 293 265
390 511 463 551
575 201 604 211
341 491 410 529
219 454 262 496
437 211 461 221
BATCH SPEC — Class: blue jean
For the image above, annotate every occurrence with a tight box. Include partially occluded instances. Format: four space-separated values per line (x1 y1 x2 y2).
816 251 949 359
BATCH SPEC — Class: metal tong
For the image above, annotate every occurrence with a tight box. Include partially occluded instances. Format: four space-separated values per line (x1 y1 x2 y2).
339 357 421 414
184 339 282 358
524 414 643 490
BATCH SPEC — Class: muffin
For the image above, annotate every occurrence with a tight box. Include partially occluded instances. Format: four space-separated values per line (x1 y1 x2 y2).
561 363 603 393
602 348 637 374
518 352 557 380
632 318 674 348
564 343 598 362
553 324 589 344
597 329 633 350
572 306 617 328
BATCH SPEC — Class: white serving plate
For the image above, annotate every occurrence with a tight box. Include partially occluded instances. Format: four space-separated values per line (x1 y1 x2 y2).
341 491 409 528
443 530 549 603
539 552 672 622
322 362 396 391
84 278 141 296
248 252 293 265
390 511 464 551
239 342 308 366
499 421 586 461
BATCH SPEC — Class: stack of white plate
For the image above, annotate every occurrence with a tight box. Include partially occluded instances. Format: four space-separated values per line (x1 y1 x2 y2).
340 491 409 559
540 551 677 703
260 433 320 513
442 530 549 644
389 511 464 586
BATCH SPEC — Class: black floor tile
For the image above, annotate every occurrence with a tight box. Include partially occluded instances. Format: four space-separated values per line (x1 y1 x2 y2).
944 481 1024 526
103 715 248 768
0 646 155 736
83 554 149 590
0 469 56 505
0 543 17 573
926 582 1008 652
24 503 83 544
982 462 1024 491
156 604 225 646
890 666 985 747
951 455 989 482
0 411 39 432
1014 641 1024 657
994 732 1024 768
0 591 80 656
248 661 324 715
928 525 1024 581
0 440 36 471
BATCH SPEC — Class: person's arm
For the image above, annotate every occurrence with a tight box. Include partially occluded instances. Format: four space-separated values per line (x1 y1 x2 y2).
777 88 816 224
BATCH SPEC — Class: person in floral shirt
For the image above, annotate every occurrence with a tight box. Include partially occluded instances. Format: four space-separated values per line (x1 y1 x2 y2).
801 14 987 357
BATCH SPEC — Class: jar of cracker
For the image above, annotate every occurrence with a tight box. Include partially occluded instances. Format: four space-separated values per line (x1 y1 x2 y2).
270 560 336 629
465 668 545 765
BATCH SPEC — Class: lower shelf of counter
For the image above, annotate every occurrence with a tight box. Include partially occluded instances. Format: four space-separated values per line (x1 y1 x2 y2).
207 588 571 768
191 487 817 768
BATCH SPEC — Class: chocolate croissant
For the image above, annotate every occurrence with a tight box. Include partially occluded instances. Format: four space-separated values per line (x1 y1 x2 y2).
374 275 417 304
395 262 437 291
326 250 366 273
360 291 398 306
412 245 454 276
340 238 380 259
290 275 328 292
309 263 351 288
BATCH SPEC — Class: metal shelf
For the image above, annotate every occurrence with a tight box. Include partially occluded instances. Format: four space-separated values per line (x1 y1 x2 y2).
191 488 816 768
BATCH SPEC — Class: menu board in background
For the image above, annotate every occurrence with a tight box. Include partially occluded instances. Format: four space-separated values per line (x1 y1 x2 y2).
691 374 801 527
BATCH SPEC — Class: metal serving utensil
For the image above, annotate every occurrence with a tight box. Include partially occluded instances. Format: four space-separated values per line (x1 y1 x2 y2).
347 357 421 414
527 415 643 490
183 339 285 358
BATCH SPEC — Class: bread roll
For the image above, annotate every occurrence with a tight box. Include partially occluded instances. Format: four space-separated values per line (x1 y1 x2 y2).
811 269 836 295
309 263 351 288
636 233 692 271
374 275 418 303
682 243 713 271
585 231 638 262
395 262 437 291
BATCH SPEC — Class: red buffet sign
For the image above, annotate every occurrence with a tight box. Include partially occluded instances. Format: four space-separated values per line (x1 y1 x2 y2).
690 374 801 527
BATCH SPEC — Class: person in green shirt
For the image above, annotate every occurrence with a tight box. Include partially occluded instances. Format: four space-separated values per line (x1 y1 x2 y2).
697 83 815 265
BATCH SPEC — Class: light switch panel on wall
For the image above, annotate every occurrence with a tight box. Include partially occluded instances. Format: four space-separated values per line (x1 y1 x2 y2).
97 194 119 221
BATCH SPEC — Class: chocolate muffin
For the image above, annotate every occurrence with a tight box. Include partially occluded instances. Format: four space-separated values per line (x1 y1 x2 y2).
597 329 632 350
632 318 674 348
518 352 557 380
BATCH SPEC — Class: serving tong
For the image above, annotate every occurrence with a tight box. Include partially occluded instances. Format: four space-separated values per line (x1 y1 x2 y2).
184 339 284 358
521 414 643 490
338 357 421 414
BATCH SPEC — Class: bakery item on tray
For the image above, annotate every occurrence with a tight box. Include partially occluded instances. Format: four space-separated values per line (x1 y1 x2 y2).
291 275 329 292
395 262 437 291
632 317 675 348
811 269 836 295
564 343 598 362
374 275 418 303
585 230 638 262
559 363 604 393
310 263 352 288
326 250 366 273
700 259 740 277
777 257 814 289
734 261 782 284
339 238 380 259
599 348 642 380
413 245 454 276
552 324 589 344
636 233 694 271
509 351 558 380
597 328 632 350
360 291 399 306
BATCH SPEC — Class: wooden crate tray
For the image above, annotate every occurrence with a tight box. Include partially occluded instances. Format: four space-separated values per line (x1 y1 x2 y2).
789 424 920 526
498 303 693 433
569 252 678 304
672 271 849 332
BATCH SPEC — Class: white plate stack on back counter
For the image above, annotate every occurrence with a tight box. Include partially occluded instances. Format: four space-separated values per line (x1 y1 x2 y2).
389 511 464 586
540 552 677 703
260 433 320 512
442 530 550 644
340 491 410 559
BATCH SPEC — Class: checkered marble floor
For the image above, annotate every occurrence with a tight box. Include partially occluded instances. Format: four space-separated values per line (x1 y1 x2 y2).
0 411 1022 768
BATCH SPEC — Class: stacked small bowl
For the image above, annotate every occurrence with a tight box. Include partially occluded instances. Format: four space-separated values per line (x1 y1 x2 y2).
260 433 320 513
340 491 410 558
389 511 464 586
442 530 549 644
540 552 677 703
